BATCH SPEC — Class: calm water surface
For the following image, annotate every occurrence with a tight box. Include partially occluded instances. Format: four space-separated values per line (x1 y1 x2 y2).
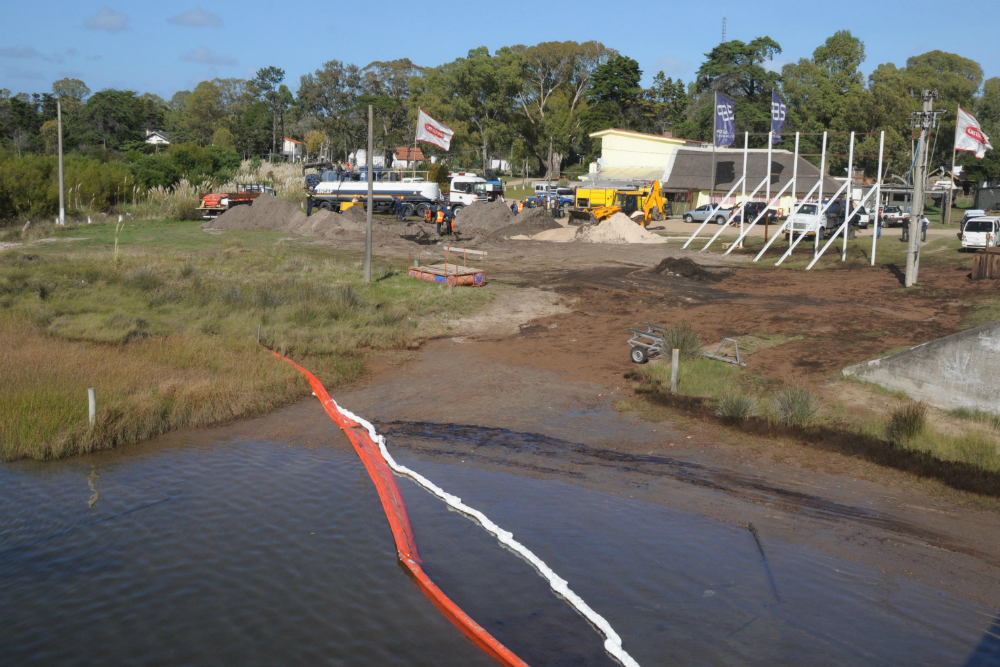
1 433 997 666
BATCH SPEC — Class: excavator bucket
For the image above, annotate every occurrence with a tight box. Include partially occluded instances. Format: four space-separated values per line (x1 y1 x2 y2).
567 208 598 225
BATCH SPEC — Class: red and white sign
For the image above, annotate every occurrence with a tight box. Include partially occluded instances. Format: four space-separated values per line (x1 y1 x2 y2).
415 108 454 151
956 107 993 159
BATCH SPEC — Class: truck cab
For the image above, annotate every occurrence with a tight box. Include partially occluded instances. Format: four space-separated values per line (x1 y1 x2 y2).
448 173 486 210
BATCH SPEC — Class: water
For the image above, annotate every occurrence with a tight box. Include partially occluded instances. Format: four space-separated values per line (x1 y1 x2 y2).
0 440 496 667
393 456 1000 667
2 429 998 666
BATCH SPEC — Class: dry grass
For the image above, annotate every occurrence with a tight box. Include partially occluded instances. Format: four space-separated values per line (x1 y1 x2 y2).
0 219 498 460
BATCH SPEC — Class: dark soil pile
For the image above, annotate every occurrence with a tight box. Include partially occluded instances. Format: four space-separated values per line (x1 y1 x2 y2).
205 194 408 244
454 200 514 233
204 193 307 232
489 207 562 239
648 257 723 281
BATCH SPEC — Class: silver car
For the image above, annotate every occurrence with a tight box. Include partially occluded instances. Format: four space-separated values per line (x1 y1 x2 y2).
684 204 733 225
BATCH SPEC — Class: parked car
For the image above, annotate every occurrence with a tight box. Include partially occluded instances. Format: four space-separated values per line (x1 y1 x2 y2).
960 216 1000 250
684 204 733 225
730 201 778 223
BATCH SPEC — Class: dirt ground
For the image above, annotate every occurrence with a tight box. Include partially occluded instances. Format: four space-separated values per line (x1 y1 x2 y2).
204 215 1000 607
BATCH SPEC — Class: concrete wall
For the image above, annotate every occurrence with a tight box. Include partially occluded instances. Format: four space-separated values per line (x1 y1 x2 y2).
593 130 686 169
843 320 1000 413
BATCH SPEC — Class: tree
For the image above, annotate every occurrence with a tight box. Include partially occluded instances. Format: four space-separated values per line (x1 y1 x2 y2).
417 47 524 173
298 60 363 161
582 55 644 136
78 90 146 149
649 72 688 131
212 126 234 150
52 78 90 112
512 41 616 172
303 129 328 159
180 80 223 145
251 66 287 156
676 37 782 144
360 59 422 149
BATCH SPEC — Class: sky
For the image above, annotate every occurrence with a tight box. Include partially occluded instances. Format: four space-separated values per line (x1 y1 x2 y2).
2 0 999 100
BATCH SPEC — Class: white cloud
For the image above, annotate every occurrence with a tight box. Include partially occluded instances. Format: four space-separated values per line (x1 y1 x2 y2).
0 45 64 63
4 65 44 80
180 46 238 67
167 8 223 27
84 8 129 32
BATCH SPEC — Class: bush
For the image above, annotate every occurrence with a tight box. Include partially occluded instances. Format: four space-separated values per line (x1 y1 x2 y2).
772 386 820 427
716 392 757 425
887 402 927 443
0 154 133 220
127 153 180 190
165 198 201 221
663 322 702 360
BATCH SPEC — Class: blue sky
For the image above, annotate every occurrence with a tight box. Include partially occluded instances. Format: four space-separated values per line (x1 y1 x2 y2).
2 0 998 99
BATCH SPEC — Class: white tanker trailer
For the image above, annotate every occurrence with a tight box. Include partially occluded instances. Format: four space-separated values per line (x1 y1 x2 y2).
304 162 442 217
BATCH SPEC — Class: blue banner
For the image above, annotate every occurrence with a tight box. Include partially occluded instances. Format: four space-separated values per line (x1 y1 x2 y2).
771 89 787 144
714 92 735 146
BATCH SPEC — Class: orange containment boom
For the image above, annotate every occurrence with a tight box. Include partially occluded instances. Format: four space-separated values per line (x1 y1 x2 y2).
271 351 530 667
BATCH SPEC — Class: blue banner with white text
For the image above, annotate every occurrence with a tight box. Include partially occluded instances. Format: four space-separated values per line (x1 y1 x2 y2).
714 92 735 147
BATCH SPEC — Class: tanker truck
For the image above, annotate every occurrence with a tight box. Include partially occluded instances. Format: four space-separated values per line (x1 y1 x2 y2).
303 161 442 217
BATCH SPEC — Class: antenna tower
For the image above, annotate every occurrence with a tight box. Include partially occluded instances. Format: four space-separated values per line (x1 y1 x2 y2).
722 16 726 41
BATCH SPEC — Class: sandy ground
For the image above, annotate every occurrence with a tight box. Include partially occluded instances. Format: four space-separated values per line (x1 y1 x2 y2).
198 216 1000 607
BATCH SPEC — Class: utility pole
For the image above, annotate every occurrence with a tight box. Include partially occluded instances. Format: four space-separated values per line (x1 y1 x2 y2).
905 90 945 288
547 136 553 186
945 106 960 227
57 100 65 226
364 104 373 283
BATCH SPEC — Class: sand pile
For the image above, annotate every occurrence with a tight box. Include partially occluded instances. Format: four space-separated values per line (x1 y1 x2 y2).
648 257 722 281
575 213 668 244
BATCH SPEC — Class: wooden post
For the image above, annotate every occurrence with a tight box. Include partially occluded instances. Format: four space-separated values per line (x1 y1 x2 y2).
87 388 96 426
365 105 374 283
57 101 65 225
670 349 679 394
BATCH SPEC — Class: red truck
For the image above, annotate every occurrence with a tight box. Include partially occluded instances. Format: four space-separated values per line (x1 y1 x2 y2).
197 184 276 219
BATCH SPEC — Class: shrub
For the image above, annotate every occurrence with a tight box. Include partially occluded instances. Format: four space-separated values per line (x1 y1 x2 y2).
124 268 163 292
165 198 201 221
887 402 927 443
716 392 757 425
663 322 702 360
772 386 820 427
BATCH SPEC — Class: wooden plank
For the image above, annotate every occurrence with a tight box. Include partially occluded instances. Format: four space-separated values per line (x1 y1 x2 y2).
443 246 488 257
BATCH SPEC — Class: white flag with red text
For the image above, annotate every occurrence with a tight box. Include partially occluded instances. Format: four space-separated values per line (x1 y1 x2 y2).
415 109 455 151
956 107 993 159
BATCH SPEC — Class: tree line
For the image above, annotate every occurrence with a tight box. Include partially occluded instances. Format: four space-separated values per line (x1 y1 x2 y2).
2 31 999 191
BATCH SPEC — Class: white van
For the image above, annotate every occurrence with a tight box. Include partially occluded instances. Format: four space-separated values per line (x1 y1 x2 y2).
961 216 1000 250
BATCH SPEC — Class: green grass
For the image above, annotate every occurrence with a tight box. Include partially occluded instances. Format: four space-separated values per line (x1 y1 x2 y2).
0 219 499 460
948 407 1000 431
708 228 965 272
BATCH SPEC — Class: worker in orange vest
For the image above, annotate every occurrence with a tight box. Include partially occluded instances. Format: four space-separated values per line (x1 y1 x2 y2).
436 207 445 235
424 206 433 224
517 200 524 214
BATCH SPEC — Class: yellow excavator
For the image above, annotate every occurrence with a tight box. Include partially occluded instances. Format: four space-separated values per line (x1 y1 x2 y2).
568 181 667 227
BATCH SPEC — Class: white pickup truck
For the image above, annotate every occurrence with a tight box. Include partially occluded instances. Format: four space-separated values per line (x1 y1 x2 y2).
785 203 833 240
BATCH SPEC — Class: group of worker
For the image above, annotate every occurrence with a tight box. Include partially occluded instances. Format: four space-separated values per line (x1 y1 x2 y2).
424 203 455 235
510 195 564 219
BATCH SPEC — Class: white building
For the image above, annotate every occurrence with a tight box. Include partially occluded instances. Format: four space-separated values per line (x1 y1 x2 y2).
282 137 304 162
144 130 171 146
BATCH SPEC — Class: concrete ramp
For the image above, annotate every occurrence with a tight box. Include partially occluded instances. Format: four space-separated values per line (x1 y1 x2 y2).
843 320 1000 414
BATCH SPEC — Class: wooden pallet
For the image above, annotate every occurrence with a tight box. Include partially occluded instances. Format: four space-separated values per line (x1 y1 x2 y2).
408 246 487 287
